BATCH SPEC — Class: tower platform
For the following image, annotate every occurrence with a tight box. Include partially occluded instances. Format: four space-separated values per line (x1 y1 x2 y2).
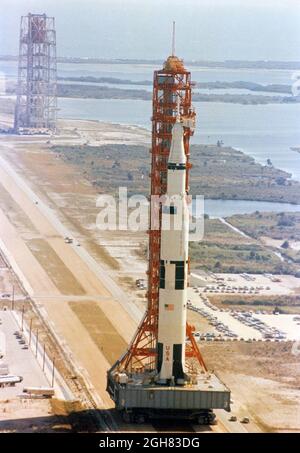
107 368 230 423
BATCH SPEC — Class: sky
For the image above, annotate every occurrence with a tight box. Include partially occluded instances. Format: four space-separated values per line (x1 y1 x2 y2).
0 0 299 61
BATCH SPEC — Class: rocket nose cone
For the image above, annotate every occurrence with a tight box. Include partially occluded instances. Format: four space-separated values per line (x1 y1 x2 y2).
169 122 186 165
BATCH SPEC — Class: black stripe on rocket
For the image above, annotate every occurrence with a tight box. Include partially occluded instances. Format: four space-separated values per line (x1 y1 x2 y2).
168 163 186 170
159 260 188 290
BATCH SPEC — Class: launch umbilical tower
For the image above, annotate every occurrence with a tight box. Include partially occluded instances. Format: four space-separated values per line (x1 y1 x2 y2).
14 13 57 133
114 50 205 374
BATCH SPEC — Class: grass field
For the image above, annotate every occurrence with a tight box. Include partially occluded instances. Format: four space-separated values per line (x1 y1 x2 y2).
189 218 295 274
228 212 300 241
51 143 300 204
208 294 300 314
228 212 300 267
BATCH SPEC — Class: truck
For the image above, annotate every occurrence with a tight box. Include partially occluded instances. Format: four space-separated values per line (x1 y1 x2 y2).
0 363 9 376
0 375 23 387
0 330 5 359
23 387 55 398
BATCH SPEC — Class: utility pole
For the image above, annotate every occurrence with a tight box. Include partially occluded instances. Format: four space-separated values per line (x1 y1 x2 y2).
29 318 33 346
51 358 55 388
42 343 46 371
21 305 25 332
11 285 15 310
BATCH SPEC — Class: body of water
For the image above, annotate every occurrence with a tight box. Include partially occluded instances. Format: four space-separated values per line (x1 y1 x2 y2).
58 97 300 180
202 198 300 218
1 60 298 85
2 60 300 214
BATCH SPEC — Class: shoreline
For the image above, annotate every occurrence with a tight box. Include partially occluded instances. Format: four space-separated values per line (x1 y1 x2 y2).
1 56 300 70
1 107 300 207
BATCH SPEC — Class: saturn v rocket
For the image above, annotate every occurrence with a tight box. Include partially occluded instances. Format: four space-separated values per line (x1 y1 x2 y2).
156 114 189 385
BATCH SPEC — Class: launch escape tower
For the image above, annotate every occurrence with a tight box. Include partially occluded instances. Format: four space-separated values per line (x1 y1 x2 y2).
14 13 57 134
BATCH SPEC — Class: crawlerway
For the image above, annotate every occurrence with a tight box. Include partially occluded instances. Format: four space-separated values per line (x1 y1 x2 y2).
99 438 134 451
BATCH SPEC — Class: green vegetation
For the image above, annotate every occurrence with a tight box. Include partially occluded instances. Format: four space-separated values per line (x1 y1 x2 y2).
58 76 152 86
227 212 300 266
189 218 294 274
58 77 292 94
189 241 286 274
209 294 300 314
51 144 300 204
5 76 299 104
52 144 148 197
56 84 150 100
190 145 300 204
228 212 300 241
54 84 297 104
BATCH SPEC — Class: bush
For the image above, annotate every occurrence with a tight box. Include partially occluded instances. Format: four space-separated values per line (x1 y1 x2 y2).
277 216 294 227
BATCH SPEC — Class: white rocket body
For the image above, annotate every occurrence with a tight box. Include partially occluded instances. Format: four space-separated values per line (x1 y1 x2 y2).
157 120 189 385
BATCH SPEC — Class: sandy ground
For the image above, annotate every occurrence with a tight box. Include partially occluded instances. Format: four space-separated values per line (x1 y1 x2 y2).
261 236 285 249
262 236 300 252
212 273 300 296
256 314 300 340
0 398 71 433
201 342 300 432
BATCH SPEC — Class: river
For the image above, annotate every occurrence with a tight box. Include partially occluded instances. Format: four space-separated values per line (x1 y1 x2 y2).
201 198 300 218
58 97 300 180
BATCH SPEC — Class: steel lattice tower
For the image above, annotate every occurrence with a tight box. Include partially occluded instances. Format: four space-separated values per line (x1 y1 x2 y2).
14 13 57 133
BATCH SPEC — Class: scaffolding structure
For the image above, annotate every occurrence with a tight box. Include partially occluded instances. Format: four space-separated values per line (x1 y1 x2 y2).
14 13 57 133
119 54 206 374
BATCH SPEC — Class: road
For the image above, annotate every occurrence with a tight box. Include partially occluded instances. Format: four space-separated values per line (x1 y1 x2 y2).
218 217 250 238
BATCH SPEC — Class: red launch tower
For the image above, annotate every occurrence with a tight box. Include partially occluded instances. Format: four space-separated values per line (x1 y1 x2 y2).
118 53 206 374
